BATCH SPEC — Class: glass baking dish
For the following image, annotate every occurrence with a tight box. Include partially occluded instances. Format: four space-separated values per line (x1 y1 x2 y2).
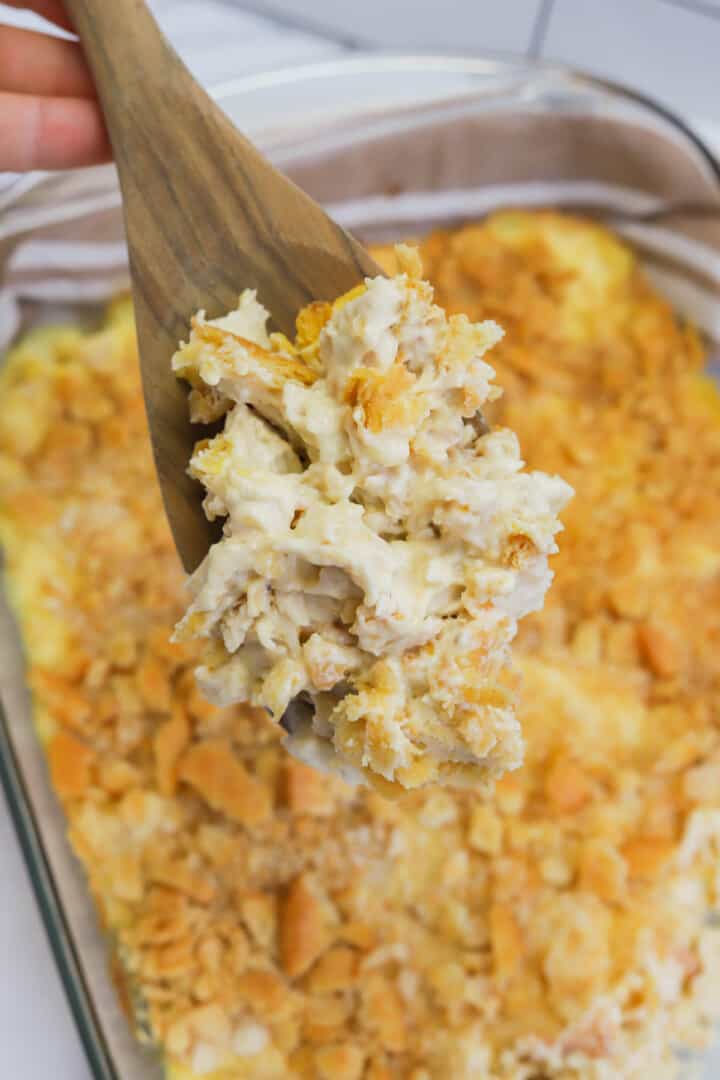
1 54 719 1080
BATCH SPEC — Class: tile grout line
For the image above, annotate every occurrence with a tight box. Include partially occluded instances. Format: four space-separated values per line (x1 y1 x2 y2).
215 0 372 50
658 0 720 20
527 0 556 57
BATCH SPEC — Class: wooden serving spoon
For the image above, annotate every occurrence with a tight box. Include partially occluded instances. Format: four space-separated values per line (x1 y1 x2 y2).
63 0 380 573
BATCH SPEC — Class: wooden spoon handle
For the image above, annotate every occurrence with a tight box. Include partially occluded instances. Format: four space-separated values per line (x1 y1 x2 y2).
63 0 185 106
63 0 207 163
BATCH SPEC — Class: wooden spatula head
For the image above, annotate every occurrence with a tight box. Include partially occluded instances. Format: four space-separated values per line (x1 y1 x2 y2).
64 0 380 571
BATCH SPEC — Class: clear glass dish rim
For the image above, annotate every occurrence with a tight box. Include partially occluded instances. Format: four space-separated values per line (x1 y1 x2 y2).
208 51 720 181
0 50 718 1080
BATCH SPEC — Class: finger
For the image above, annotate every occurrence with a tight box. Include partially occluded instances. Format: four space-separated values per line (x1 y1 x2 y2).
0 26 95 98
1 1 73 32
0 92 111 171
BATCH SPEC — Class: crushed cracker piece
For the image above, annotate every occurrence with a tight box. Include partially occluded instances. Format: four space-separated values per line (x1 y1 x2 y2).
314 1042 366 1080
361 973 406 1053
280 874 329 978
48 729 95 800
306 946 358 993
154 706 190 797
637 622 683 677
282 759 334 816
177 738 271 825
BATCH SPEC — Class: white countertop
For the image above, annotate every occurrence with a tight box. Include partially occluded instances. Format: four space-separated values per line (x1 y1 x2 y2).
0 0 718 1075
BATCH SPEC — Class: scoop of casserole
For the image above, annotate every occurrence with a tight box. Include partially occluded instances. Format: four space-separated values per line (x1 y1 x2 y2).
172 246 572 790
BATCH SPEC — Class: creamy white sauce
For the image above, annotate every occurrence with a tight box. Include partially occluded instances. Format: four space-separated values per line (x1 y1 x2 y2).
172 260 573 789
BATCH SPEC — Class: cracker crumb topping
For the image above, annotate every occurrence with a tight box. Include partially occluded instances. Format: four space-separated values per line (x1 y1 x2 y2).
1 212 719 1079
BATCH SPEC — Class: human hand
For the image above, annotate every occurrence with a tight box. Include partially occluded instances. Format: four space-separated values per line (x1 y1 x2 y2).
0 0 111 170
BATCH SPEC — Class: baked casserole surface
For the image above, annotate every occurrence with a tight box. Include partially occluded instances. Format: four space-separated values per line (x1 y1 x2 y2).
1 211 719 1079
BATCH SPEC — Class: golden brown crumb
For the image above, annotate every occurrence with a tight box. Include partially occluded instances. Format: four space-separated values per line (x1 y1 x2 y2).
1 213 720 1079
282 759 336 816
280 873 330 978
153 706 189 797
177 738 272 825
48 730 95 800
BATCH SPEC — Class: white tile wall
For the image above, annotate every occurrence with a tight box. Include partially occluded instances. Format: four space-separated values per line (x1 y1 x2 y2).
217 0 544 52
219 0 720 125
665 0 720 11
150 0 341 83
543 0 720 122
3 0 718 124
